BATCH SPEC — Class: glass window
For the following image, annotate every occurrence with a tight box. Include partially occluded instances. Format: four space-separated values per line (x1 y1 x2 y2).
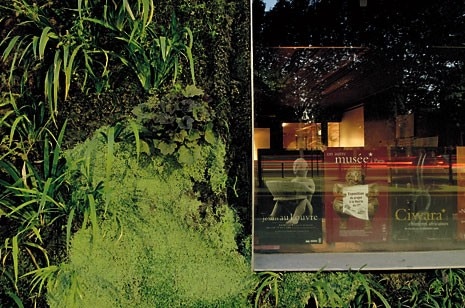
252 0 465 270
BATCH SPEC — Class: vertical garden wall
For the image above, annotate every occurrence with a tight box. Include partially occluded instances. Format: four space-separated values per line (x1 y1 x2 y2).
0 0 253 306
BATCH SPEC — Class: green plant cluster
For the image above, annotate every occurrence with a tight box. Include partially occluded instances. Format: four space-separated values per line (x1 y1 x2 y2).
0 93 70 307
0 0 195 119
254 269 465 307
44 125 254 307
132 85 215 161
0 81 246 307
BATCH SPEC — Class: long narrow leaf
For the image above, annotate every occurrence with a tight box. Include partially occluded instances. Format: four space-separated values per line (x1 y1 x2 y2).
52 120 67 176
39 178 53 214
44 68 53 115
7 50 20 86
52 51 62 117
8 115 25 148
18 38 33 65
0 160 22 183
184 27 196 85
30 227 43 245
158 37 168 61
38 27 52 60
0 109 15 127
145 0 154 27
66 208 75 253
32 35 39 59
6 291 24 308
82 17 117 31
23 265 59 296
2 35 20 60
77 0 84 20
123 0 136 20
128 20 141 45
44 134 50 178
87 193 98 240
64 45 82 99
12 235 19 285
25 242 50 267
5 199 39 218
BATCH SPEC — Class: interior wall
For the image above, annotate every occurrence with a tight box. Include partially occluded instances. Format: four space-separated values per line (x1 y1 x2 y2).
339 106 365 147
253 128 270 160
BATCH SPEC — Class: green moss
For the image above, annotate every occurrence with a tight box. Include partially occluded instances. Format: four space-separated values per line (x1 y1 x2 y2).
48 127 254 307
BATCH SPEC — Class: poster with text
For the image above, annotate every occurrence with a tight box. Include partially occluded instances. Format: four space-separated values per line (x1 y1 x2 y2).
390 148 456 242
324 147 389 243
254 157 323 252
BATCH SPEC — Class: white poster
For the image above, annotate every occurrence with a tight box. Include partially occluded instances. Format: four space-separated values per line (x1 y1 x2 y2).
342 185 369 220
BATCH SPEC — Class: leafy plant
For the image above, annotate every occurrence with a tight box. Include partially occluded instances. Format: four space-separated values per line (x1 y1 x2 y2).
1 0 192 122
0 93 48 164
132 84 215 163
254 271 283 307
0 124 69 306
385 269 465 307
0 0 110 120
0 91 73 306
351 272 391 308
86 10 196 90
258 270 391 308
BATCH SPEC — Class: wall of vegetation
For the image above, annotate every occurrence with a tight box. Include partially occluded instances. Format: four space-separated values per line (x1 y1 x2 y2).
1 0 465 307
0 0 255 306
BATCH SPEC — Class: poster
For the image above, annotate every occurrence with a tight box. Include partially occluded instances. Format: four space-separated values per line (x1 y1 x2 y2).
324 147 389 243
390 148 456 242
254 155 323 252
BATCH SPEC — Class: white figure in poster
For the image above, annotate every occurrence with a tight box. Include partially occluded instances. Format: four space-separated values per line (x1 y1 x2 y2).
268 158 315 225
288 158 316 224
332 167 379 229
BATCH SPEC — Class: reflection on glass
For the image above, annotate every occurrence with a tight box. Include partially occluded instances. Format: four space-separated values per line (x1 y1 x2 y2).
252 0 465 264
254 147 463 254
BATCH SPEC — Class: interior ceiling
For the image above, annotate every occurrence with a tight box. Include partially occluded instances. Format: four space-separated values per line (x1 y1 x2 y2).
269 46 398 111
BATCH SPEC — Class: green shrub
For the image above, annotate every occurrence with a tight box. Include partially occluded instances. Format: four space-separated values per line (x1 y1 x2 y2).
46 126 255 307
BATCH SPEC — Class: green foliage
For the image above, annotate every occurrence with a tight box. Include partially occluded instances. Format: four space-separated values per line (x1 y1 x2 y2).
132 84 215 156
132 83 229 203
0 92 48 162
254 271 283 307
279 272 362 307
148 1 252 214
0 94 70 306
1 0 108 119
46 126 255 307
253 271 390 308
0 0 195 120
379 270 465 307
252 269 465 307
84 6 196 90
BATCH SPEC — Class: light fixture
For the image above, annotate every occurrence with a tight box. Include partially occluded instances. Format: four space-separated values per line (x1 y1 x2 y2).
360 0 367 7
